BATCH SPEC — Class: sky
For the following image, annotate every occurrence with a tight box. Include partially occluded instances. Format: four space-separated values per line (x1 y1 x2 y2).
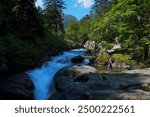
35 0 94 20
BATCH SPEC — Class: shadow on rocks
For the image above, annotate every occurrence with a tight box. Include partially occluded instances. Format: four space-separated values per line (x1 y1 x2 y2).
0 73 34 100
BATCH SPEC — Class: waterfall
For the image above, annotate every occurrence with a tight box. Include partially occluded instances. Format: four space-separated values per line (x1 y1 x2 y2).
27 49 88 100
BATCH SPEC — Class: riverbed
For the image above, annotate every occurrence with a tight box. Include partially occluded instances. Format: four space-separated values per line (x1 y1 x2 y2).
27 49 88 100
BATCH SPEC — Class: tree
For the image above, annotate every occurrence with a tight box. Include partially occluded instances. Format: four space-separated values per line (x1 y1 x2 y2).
65 20 79 44
17 0 45 38
65 15 93 45
0 0 45 38
44 0 65 33
91 0 111 16
90 0 150 62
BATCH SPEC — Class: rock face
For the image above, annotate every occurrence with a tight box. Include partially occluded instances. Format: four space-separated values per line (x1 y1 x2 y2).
124 68 150 75
52 65 150 100
84 41 96 52
0 73 34 100
52 65 112 99
71 55 84 64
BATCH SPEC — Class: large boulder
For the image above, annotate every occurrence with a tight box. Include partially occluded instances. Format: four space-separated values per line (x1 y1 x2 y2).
52 67 150 100
51 65 113 99
57 65 97 77
84 41 100 63
84 41 96 52
71 55 84 64
0 73 34 100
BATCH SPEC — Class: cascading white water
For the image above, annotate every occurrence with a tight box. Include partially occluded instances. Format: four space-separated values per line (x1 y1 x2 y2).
27 49 88 100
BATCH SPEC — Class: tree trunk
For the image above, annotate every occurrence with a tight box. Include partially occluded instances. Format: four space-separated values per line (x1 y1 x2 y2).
143 45 149 61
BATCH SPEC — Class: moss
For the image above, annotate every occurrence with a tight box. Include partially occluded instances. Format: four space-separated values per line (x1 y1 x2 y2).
112 54 132 63
97 52 109 63
97 52 136 65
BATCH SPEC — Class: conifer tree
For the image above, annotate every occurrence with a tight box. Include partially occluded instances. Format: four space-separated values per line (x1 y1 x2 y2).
92 0 111 15
44 0 65 33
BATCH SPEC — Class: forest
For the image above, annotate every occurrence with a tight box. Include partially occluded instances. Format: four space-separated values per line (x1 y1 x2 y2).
65 0 150 67
0 0 150 74
0 0 68 74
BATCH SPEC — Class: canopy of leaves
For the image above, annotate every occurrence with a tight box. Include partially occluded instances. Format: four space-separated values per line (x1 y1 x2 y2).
0 0 68 74
65 0 150 62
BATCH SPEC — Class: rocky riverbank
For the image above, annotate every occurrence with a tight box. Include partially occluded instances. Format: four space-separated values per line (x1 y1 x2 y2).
123 68 150 76
0 73 34 100
52 65 150 100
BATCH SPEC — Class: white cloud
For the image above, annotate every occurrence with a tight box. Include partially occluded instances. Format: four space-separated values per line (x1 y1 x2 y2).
35 0 44 8
75 0 94 8
35 0 94 9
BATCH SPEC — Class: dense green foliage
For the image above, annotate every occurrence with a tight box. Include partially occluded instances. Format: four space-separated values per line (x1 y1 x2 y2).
65 0 150 66
44 0 65 33
65 15 92 45
63 14 78 29
0 0 150 73
91 0 111 15
0 0 68 74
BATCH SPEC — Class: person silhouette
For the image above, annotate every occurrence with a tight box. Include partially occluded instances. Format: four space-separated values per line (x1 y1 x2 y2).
107 56 113 72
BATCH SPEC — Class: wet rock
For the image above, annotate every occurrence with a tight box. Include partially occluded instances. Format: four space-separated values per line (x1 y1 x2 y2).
75 74 89 83
54 65 113 99
84 56 96 63
37 55 51 67
53 68 150 100
125 64 133 70
71 55 84 63
0 73 34 100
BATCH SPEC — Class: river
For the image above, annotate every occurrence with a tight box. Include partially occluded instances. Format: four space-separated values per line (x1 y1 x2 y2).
27 49 89 100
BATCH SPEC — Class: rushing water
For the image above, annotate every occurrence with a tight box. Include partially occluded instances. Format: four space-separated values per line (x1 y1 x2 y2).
27 49 88 100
